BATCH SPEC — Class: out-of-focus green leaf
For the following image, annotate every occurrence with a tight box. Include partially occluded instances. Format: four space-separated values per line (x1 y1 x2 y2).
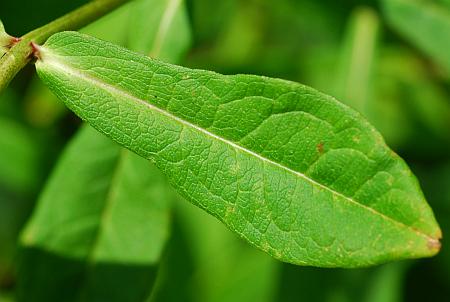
18 1 192 300
195 1 264 70
415 162 450 275
146 209 196 302
23 76 67 128
129 0 191 62
334 7 379 114
403 162 450 300
441 0 450 6
80 0 132 46
330 7 410 149
148 197 279 302
0 292 14 302
0 88 22 127
189 0 237 43
175 200 279 302
364 262 407 302
331 7 450 153
381 0 450 75
188 0 343 79
19 126 172 302
0 114 42 294
0 117 41 193
275 262 407 302
373 47 450 154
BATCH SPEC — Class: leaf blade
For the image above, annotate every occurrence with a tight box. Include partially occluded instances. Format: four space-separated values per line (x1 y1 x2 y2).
20 0 192 298
129 0 191 61
35 31 441 267
381 0 450 75
19 126 172 301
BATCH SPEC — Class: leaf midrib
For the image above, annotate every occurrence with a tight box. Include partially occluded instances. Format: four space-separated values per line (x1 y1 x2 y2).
39 50 436 243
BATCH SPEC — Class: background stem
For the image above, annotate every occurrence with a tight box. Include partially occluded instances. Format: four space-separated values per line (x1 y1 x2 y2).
0 0 131 93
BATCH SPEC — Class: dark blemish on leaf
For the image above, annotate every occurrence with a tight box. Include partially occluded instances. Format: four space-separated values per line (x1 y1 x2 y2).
317 142 325 154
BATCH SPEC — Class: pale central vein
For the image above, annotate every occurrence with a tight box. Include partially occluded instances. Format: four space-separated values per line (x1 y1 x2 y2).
38 51 434 242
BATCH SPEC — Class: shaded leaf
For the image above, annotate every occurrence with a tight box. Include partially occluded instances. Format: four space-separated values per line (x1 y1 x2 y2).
35 31 441 267
23 76 67 128
373 47 450 155
334 7 379 114
80 0 133 46
129 0 191 62
174 199 279 302
275 262 407 302
0 135 43 293
0 117 41 193
363 262 407 302
19 1 192 300
19 126 172 301
381 0 450 75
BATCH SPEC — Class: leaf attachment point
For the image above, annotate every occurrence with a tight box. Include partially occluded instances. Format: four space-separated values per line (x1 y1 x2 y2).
30 42 42 60
0 20 20 56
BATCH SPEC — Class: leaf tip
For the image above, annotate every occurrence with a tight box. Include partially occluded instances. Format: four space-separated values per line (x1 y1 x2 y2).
427 237 441 255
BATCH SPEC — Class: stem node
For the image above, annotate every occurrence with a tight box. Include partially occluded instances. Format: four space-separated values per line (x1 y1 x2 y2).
30 42 41 60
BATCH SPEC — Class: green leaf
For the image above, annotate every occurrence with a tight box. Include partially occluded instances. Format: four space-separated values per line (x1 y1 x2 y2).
0 116 41 289
0 117 41 193
364 262 407 302
372 47 450 154
20 0 192 299
148 199 279 302
19 125 172 301
129 0 191 62
381 0 450 75
22 75 67 127
176 199 279 302
275 261 407 302
35 31 441 267
334 7 379 114
80 0 133 47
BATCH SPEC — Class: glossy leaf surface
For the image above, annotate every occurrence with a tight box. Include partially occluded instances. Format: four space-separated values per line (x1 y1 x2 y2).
35 31 441 267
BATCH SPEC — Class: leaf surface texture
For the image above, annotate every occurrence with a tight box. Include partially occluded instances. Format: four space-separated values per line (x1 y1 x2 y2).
35 31 441 267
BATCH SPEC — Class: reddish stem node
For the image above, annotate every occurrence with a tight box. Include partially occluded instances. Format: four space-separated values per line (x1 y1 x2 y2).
30 42 42 60
11 37 22 44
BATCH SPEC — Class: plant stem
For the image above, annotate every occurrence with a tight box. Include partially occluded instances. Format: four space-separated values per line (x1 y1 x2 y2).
0 0 131 92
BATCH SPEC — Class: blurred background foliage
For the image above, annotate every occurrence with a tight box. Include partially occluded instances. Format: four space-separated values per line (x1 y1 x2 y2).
0 0 449 301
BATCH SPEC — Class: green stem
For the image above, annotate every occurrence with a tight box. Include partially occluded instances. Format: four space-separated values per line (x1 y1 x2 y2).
0 0 131 92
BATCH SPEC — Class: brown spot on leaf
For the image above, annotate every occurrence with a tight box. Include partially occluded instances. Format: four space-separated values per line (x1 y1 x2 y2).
317 142 324 154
